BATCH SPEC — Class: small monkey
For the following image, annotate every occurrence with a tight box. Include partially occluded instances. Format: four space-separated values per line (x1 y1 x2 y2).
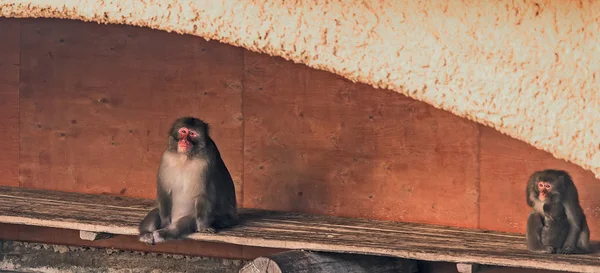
138 117 238 244
525 169 591 254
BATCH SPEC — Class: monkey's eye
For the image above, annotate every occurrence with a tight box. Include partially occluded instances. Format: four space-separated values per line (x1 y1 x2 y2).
179 128 187 135
538 182 544 188
189 131 197 138
545 185 551 189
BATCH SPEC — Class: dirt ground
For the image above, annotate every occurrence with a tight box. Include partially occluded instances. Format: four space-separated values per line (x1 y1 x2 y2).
0 240 247 273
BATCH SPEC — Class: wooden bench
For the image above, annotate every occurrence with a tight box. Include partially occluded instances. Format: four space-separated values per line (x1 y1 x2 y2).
0 186 598 272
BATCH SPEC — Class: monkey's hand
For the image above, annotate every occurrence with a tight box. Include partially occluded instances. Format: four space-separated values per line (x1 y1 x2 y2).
542 203 550 212
542 204 554 221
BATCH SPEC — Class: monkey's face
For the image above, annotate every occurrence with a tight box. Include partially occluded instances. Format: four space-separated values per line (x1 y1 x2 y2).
175 126 204 154
537 181 552 201
537 179 563 201
177 127 198 154
168 117 210 155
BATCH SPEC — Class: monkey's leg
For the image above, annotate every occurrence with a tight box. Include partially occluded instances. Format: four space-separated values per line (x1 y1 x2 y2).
559 204 585 254
576 220 591 254
138 208 161 245
213 209 239 230
153 215 197 243
195 197 216 233
526 213 554 253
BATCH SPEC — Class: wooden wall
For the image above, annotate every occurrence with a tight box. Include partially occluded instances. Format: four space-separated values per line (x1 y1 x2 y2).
0 18 599 271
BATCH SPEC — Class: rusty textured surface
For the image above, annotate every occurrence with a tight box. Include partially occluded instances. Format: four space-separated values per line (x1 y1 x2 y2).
1 1 599 180
243 51 479 228
479 125 600 241
0 18 19 187
17 19 244 202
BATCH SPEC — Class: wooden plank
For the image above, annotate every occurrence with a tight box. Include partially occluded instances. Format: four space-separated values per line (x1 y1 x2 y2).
18 18 244 202
0 223 276 260
242 52 480 228
479 125 600 240
0 18 20 187
239 250 418 273
0 186 598 272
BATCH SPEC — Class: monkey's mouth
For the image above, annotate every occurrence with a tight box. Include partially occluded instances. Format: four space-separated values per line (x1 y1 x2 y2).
177 139 192 152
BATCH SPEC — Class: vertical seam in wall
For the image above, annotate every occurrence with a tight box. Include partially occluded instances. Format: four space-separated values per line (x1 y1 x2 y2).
239 49 246 260
240 49 245 210
476 124 481 228
17 20 22 188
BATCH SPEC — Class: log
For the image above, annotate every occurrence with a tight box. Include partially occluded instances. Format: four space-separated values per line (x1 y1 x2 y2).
239 250 418 273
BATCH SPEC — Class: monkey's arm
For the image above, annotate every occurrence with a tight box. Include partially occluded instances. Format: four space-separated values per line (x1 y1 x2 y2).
528 192 545 215
157 181 172 227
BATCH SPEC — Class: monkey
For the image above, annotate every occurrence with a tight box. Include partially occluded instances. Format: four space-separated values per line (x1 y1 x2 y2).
525 169 591 254
138 117 239 245
539 189 569 252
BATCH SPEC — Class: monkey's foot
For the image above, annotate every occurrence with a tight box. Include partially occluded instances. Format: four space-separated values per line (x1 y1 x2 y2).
531 246 554 254
558 246 574 255
139 233 155 245
198 227 217 234
152 230 167 244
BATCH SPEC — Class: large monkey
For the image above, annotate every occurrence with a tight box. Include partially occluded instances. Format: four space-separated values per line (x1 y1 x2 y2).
138 117 239 245
525 169 590 254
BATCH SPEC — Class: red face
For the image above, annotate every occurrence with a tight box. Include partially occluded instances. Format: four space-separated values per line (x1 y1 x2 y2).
177 127 198 153
537 181 552 201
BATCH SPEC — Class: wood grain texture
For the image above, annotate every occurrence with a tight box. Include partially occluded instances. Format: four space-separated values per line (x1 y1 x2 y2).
0 223 281 260
242 52 480 227
239 250 418 273
17 19 244 202
479 125 600 240
0 18 20 187
0 186 598 273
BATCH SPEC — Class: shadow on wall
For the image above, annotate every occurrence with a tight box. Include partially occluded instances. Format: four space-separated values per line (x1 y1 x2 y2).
241 51 480 229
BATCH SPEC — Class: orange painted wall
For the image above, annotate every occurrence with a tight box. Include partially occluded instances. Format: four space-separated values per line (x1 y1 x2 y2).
0 18 598 271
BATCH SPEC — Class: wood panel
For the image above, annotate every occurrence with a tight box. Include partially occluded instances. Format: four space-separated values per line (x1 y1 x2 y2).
18 19 244 202
243 52 480 227
479 125 600 240
0 19 20 187
0 186 598 273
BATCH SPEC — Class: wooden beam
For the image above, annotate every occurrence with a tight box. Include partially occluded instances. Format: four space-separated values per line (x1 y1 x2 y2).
79 230 114 241
457 263 480 273
457 263 497 273
239 250 418 273
0 186 599 272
